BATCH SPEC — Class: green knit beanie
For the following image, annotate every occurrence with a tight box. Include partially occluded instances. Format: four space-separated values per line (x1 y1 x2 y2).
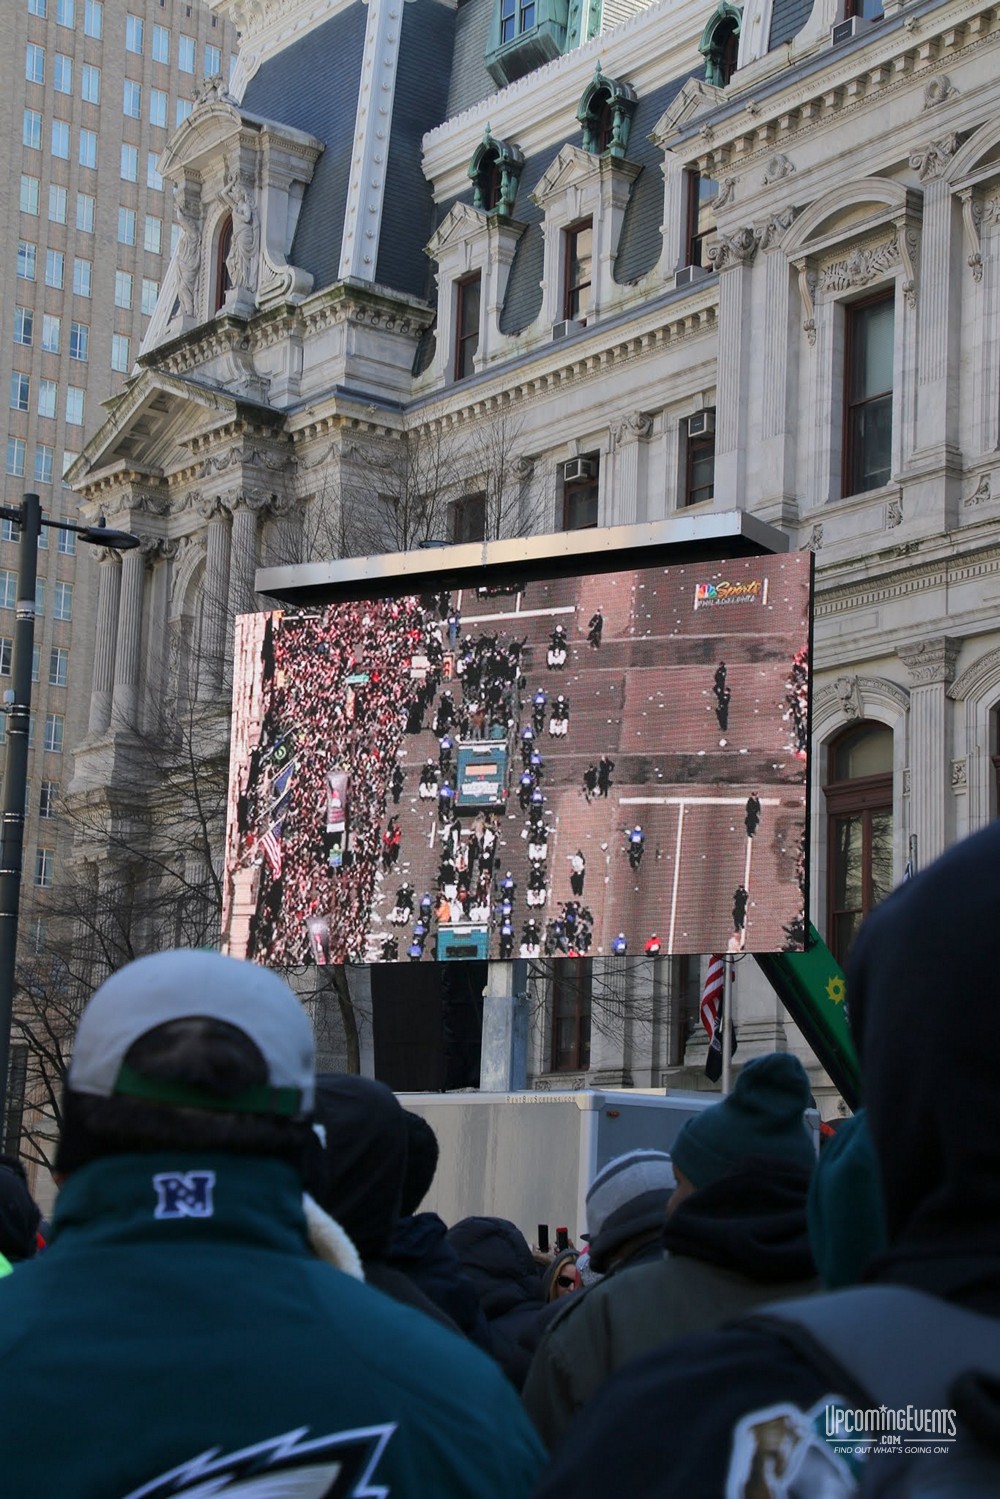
672 1053 815 1189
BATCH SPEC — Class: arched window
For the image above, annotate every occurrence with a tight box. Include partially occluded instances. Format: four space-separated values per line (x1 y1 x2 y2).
699 2 742 88
214 213 233 313
468 128 524 216
823 722 893 964
576 63 638 158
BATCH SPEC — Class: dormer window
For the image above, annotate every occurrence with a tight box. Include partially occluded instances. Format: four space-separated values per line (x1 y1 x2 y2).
469 128 525 217
699 2 742 88
577 64 638 159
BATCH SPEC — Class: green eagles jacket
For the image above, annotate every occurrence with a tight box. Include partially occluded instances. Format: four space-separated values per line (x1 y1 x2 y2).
0 1151 545 1498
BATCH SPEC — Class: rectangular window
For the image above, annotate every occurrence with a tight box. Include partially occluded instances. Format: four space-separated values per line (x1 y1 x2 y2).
205 43 221 75
6 440 26 479
454 273 481 382
147 153 163 191
35 445 54 484
53 52 72 92
34 849 54 888
178 34 195 71
23 109 42 149
56 0 74 24
451 493 487 545
152 23 169 62
1 519 18 545
40 781 59 817
81 62 100 103
550 960 592 1071
14 307 34 346
141 277 159 316
175 98 192 127
32 644 40 682
37 525 48 551
38 378 57 419
25 44 45 84
76 193 95 232
57 523 75 553
123 79 141 118
149 88 167 128
28 0 47 15
62 452 78 487
10 374 30 413
143 215 162 254
51 119 70 159
0 573 16 609
684 421 716 507
65 386 84 426
118 207 136 246
171 223 181 254
0 638 10 674
69 321 89 362
20 176 40 216
84 0 101 37
115 270 133 309
844 291 894 497
49 185 68 224
79 129 97 169
562 456 599 530
44 715 63 753
686 172 718 270
73 257 92 296
17 242 36 280
125 13 143 52
111 334 130 372
121 143 138 181
42 314 60 353
53 582 72 620
563 220 593 322
45 249 64 288
35 579 44 617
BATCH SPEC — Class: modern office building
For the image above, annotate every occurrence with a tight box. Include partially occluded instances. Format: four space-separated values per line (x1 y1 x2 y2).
59 0 1000 1104
0 0 236 1152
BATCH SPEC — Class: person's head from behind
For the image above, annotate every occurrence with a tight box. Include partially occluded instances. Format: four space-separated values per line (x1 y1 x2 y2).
0 1156 42 1262
585 1148 676 1273
399 1111 440 1218
55 949 315 1178
667 1053 816 1214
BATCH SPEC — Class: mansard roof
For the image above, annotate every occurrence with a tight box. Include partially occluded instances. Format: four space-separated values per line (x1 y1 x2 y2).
240 0 455 305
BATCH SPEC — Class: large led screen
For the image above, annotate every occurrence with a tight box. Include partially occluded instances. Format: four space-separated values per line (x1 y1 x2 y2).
222 550 812 963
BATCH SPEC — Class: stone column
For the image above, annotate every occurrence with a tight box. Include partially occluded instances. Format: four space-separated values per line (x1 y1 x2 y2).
709 229 759 507
898 637 960 868
609 413 653 526
226 495 263 626
110 544 150 730
757 216 799 525
88 552 122 735
198 497 232 697
913 176 960 460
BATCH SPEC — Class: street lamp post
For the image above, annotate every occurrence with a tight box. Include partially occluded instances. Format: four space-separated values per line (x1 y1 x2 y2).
0 493 141 1131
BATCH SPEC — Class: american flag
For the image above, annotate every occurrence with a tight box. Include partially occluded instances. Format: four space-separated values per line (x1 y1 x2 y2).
700 955 725 1037
259 827 283 878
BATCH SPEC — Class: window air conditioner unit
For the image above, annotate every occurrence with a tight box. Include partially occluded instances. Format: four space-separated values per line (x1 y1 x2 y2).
563 457 596 483
687 410 716 439
552 318 585 341
831 15 868 44
676 264 709 288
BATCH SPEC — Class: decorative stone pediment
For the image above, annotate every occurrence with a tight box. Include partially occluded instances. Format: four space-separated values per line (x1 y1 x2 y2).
428 203 498 264
650 79 727 150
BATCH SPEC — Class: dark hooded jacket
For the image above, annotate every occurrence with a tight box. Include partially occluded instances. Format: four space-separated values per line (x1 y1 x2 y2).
309 1075 459 1333
523 1158 817 1448
388 1211 493 1353
447 1216 558 1389
535 823 1000 1498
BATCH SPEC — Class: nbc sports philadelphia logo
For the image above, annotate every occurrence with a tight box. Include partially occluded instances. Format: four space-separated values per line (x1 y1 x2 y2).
825 1403 957 1457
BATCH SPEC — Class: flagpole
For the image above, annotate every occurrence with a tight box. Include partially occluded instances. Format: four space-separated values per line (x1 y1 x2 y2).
721 956 735 1095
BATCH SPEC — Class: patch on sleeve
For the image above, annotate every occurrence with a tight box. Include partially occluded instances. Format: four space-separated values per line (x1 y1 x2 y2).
152 1170 216 1220
726 1398 862 1498
122 1423 396 1499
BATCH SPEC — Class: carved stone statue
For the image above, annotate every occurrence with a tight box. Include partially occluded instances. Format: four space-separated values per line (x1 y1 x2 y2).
222 179 260 297
173 187 202 319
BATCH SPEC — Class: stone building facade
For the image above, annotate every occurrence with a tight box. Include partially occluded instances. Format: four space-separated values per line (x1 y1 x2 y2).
65 0 1000 1103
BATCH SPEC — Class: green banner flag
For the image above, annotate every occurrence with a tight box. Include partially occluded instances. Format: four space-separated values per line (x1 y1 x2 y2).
755 925 861 1109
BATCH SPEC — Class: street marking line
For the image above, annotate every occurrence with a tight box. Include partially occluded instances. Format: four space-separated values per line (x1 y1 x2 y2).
619 796 783 807
667 803 686 953
458 606 576 625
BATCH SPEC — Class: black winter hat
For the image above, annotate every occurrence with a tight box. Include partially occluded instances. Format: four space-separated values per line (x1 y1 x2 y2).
0 1156 41 1262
